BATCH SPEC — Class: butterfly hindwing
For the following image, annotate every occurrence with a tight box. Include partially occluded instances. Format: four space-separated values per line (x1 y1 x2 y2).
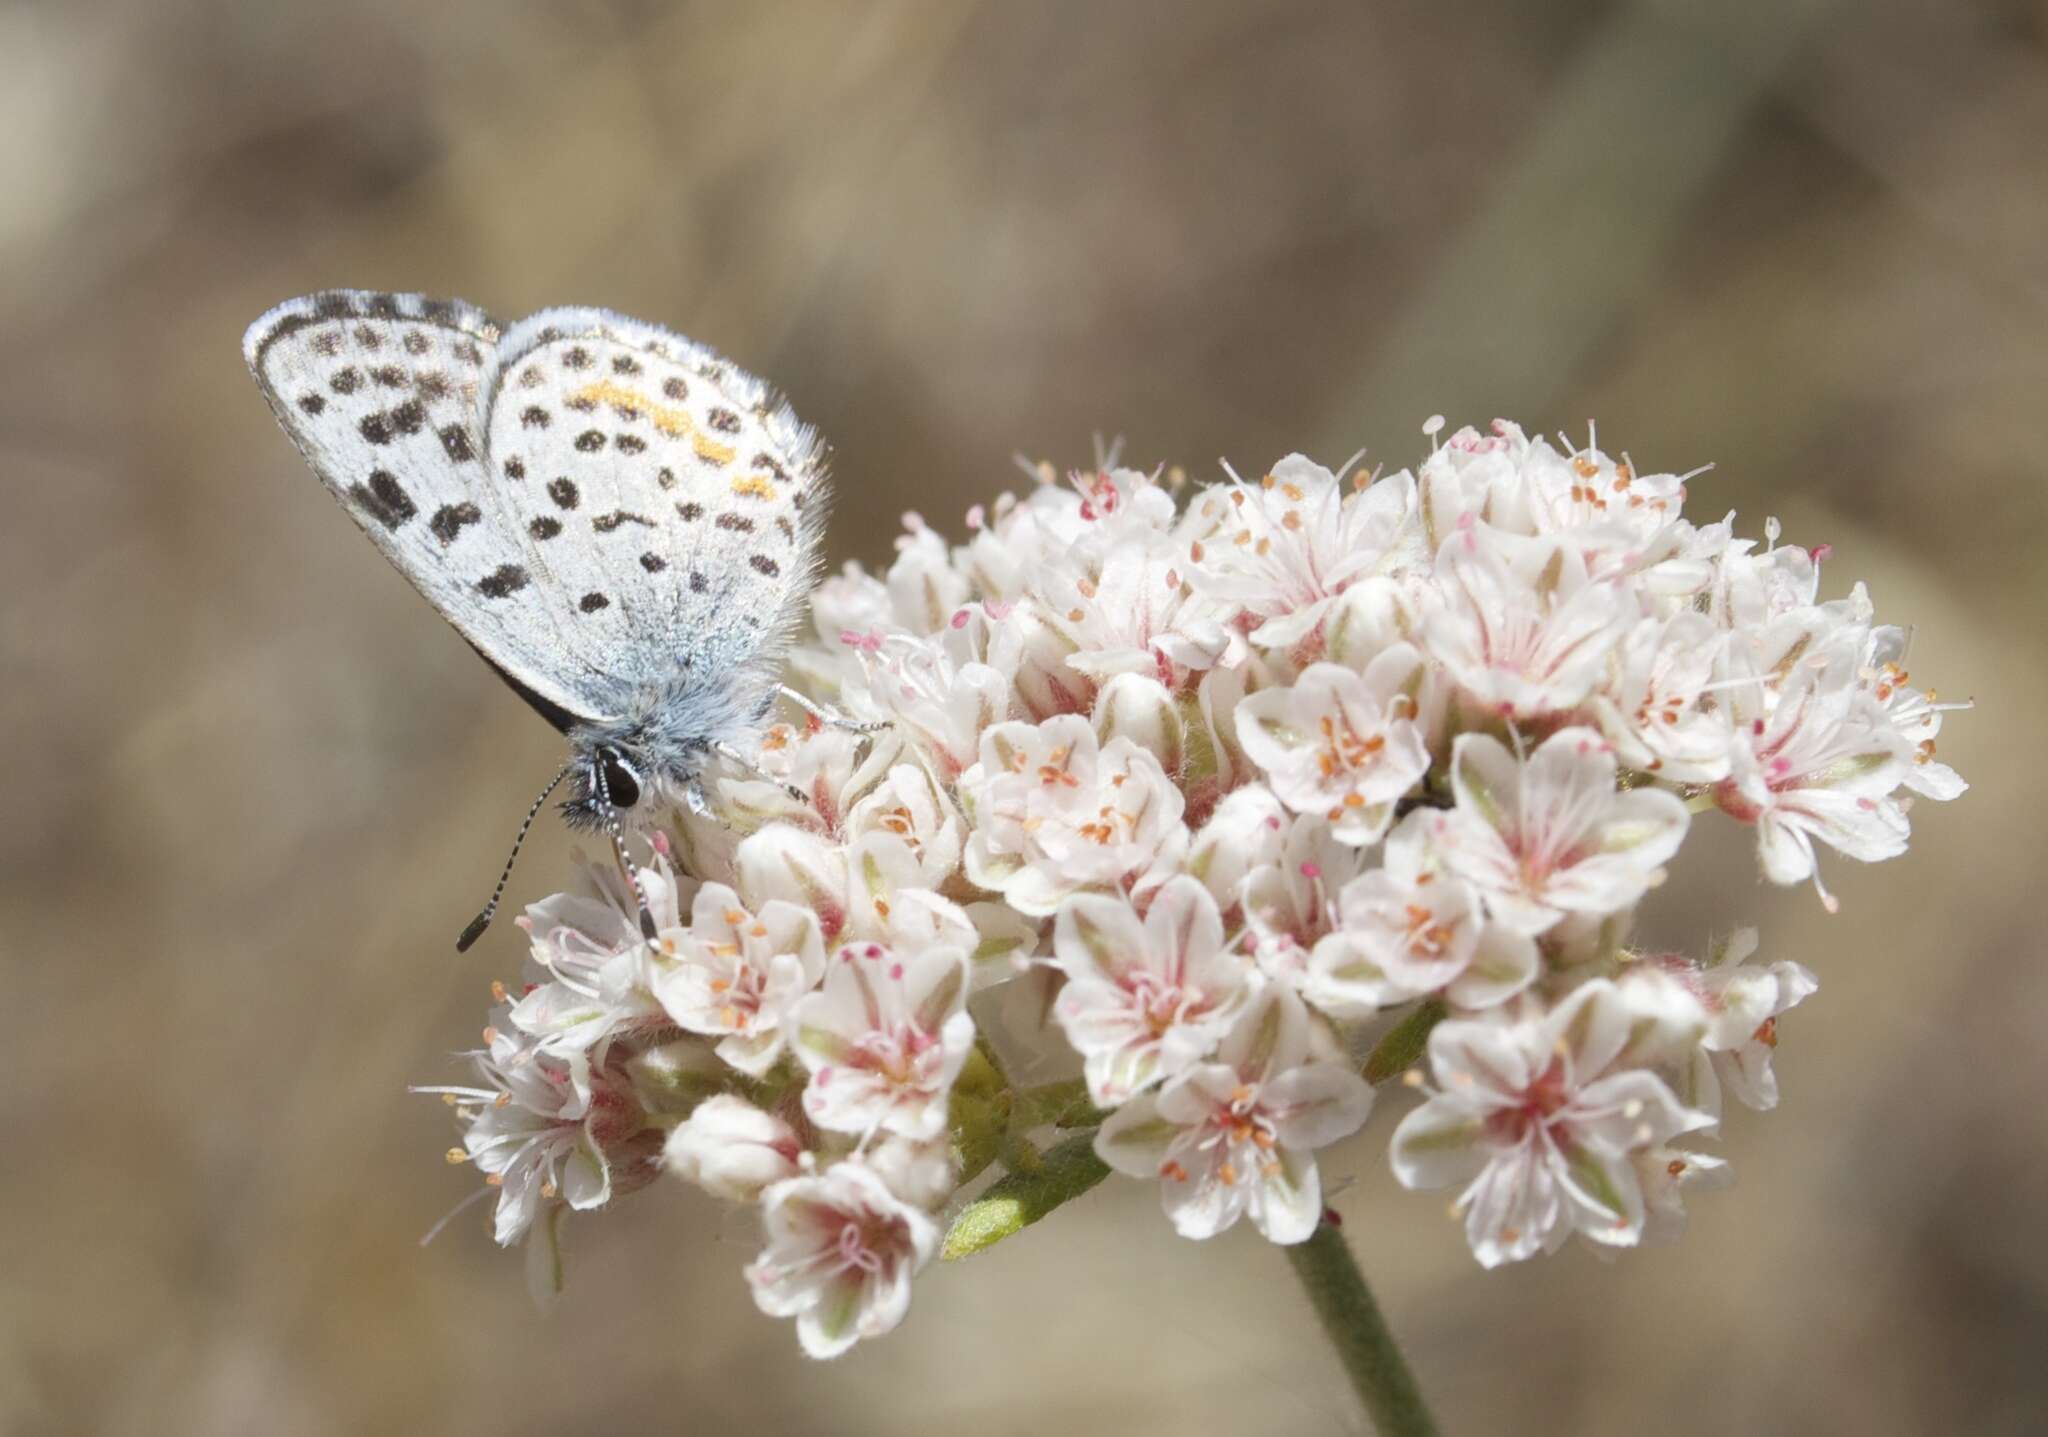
244 290 616 724
478 307 829 719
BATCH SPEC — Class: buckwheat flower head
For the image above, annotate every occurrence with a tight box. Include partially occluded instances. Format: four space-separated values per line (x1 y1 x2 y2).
414 416 1967 1369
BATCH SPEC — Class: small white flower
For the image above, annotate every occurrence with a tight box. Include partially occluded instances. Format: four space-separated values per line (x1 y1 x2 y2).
1591 612 1732 783
792 944 975 1141
1096 990 1374 1244
1427 521 1633 720
664 1095 804 1202
1305 810 1536 1013
1032 501 1240 682
844 761 968 886
746 1160 939 1359
961 716 1186 916
509 853 688 1075
1051 876 1255 1106
1390 981 1713 1266
1234 650 1430 845
650 883 827 1077
1713 629 1908 907
1693 928 1817 1112
423 1028 656 1248
1189 456 1418 648
1434 728 1689 935
1240 814 1372 990
844 630 1011 783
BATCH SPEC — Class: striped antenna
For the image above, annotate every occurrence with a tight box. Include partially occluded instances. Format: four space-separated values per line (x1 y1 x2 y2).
455 760 575 952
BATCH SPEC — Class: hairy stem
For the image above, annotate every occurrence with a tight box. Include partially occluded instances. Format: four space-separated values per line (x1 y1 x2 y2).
1285 1219 1439 1436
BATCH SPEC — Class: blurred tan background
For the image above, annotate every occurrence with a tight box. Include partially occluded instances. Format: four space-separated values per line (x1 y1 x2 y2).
3 0 2042 1432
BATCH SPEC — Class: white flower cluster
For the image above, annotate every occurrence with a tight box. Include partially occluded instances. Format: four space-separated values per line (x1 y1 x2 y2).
421 419 1965 1355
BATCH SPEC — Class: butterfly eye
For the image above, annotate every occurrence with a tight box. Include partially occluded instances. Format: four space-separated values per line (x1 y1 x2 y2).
597 752 641 810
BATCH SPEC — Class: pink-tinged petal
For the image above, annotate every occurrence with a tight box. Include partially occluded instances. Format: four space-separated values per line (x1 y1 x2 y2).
1142 875 1227 987
1264 1063 1375 1149
1389 1094 1488 1191
1546 979 1633 1079
1217 989 1313 1080
560 1139 610 1211
1554 1138 1647 1246
1458 1141 1562 1267
1570 1068 1710 1152
1780 788 1910 863
1093 1096 1178 1178
1157 1134 1255 1240
1754 801 1816 883
1250 1145 1323 1245
1426 1015 1535 1103
1444 923 1538 1009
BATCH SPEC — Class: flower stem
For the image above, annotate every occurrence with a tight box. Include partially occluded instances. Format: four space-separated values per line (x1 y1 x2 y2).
1285 1219 1439 1436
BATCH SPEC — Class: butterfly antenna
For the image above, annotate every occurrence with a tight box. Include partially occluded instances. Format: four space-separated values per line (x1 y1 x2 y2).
591 757 660 943
456 761 575 952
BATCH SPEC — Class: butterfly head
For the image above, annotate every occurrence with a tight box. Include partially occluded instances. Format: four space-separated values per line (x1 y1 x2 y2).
562 740 657 829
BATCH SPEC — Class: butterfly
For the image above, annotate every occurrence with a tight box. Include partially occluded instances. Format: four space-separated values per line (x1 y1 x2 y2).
243 290 848 949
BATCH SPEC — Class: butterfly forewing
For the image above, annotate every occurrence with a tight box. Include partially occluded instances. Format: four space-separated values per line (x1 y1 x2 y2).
243 291 614 724
478 307 828 718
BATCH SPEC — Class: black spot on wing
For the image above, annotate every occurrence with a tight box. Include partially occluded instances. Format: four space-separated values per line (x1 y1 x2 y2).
615 434 646 455
548 478 580 510
574 430 605 452
298 393 326 416
417 371 451 401
750 554 781 577
349 470 416 529
402 332 430 355
430 502 482 546
688 571 707 593
311 331 342 357
478 564 529 598
593 511 654 534
579 591 610 613
563 346 592 370
330 367 361 394
657 467 677 490
706 407 741 434
521 406 550 429
612 354 641 375
354 325 383 351
662 377 687 401
438 424 476 462
503 457 525 480
370 364 406 388
391 399 425 435
715 513 754 533
640 552 667 572
677 501 703 521
529 516 562 540
359 412 392 445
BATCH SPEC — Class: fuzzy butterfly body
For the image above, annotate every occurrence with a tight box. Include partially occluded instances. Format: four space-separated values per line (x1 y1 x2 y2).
244 290 831 942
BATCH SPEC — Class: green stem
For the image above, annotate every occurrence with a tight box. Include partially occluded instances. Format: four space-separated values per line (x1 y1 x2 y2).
1285 1219 1439 1437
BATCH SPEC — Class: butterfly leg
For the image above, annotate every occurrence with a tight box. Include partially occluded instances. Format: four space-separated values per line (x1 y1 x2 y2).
777 684 891 734
712 741 810 808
